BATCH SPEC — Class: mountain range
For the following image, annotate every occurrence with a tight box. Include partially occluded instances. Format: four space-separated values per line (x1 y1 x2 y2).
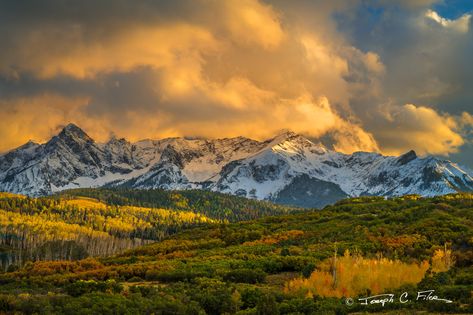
1 123 472 207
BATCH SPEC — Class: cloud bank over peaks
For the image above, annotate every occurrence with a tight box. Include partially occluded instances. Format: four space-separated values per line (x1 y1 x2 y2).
0 0 471 165
376 103 471 156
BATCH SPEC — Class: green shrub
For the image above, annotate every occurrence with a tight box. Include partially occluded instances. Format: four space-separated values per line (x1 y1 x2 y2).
224 269 266 284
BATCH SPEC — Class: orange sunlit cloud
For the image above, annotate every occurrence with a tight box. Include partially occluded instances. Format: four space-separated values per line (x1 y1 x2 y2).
0 0 471 161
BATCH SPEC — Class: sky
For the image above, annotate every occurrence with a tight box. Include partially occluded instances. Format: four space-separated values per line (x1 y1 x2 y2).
0 0 472 167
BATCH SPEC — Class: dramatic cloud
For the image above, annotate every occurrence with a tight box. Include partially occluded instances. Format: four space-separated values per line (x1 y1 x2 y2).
336 0 473 161
0 95 92 149
222 0 284 49
376 104 467 155
425 9 471 33
0 0 471 166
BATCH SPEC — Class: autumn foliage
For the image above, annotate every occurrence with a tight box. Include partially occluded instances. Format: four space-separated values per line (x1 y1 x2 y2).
431 246 455 272
285 250 430 297
0 194 217 269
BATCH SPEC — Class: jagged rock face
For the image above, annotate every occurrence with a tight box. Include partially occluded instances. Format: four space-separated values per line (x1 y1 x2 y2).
1 123 472 207
397 150 417 165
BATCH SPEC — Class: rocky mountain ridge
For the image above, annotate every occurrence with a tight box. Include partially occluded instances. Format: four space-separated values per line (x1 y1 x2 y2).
1 124 472 207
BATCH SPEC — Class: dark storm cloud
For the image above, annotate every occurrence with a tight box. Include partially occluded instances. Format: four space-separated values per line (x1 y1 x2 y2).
334 1 473 163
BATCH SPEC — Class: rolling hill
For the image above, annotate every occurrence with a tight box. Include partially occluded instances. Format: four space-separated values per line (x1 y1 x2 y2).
0 193 471 314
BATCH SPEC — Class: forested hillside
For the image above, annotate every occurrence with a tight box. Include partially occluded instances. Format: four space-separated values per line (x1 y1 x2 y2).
59 188 300 221
0 189 300 270
0 193 216 269
0 193 471 314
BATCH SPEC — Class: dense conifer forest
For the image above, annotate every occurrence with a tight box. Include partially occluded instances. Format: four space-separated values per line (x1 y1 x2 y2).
59 188 300 221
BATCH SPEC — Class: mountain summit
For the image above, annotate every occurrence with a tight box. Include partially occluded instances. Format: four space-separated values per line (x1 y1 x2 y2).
60 123 90 137
0 125 472 207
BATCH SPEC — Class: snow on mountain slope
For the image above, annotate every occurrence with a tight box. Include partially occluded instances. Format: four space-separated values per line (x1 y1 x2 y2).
211 132 473 206
125 136 267 190
0 124 472 207
0 124 152 195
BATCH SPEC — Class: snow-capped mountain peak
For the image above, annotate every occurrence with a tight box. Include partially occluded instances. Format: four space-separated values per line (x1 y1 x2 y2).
0 124 472 207
59 123 92 141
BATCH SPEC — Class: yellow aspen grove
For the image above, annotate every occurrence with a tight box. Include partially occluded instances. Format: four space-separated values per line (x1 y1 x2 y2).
0 195 218 269
431 244 455 273
285 251 430 298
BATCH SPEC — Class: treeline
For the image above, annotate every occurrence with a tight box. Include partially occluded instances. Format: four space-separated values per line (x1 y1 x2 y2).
0 193 216 270
59 187 301 221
